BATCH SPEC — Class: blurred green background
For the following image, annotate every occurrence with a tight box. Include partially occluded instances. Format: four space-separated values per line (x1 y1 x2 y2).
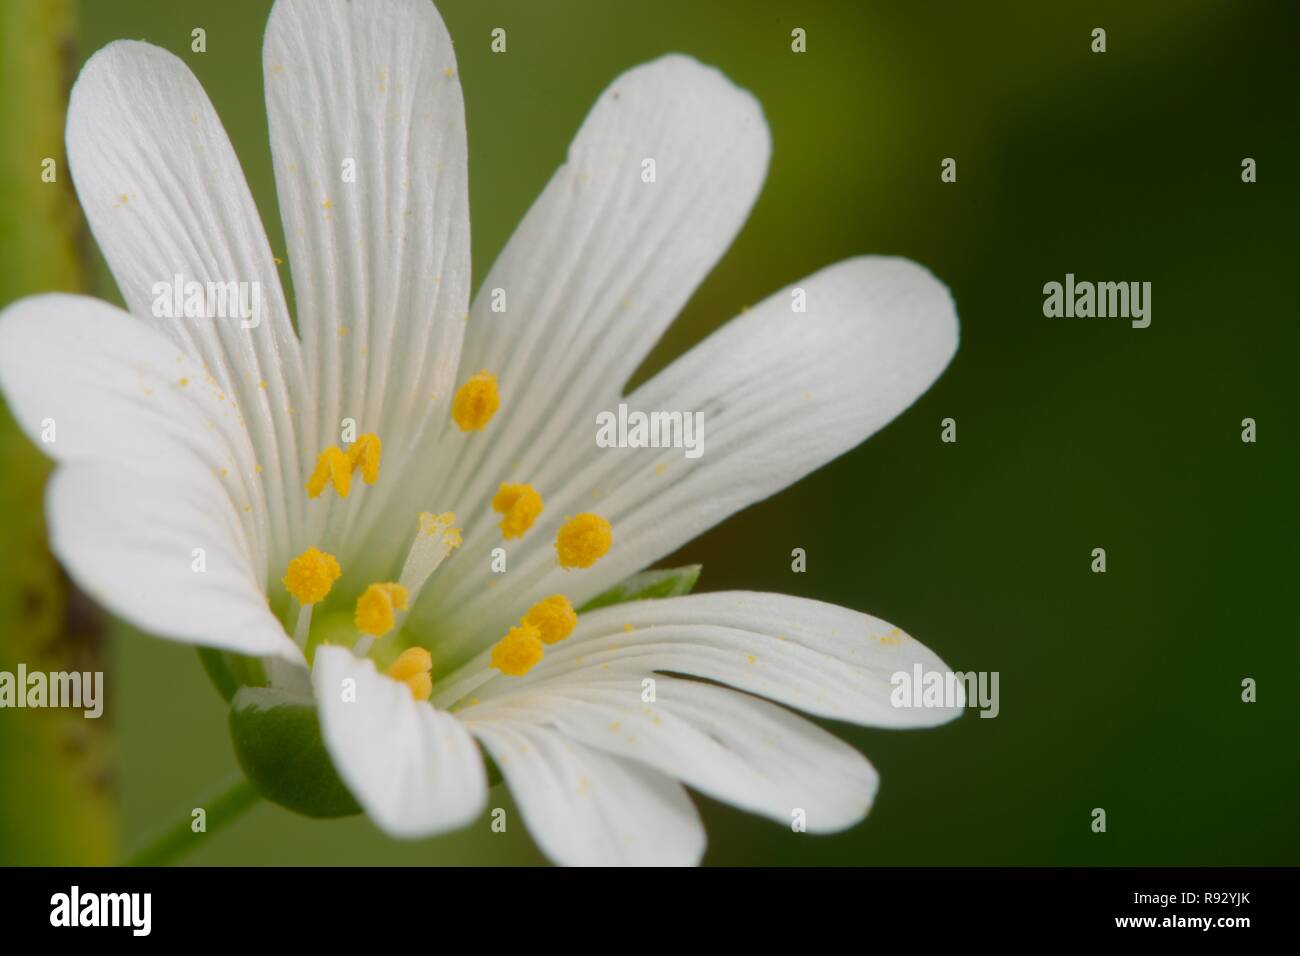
1 0 1297 865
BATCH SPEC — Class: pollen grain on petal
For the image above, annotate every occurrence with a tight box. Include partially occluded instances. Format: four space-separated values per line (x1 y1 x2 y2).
355 582 409 638
451 370 500 432
386 646 434 701
347 432 382 485
306 445 352 499
492 481 543 539
282 547 342 604
523 595 577 645
490 623 544 677
555 513 612 569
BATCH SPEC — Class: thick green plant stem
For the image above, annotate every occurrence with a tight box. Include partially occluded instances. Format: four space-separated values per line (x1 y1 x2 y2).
0 0 113 866
122 777 260 866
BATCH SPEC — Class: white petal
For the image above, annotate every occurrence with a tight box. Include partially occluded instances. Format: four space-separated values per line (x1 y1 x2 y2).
313 646 487 838
470 719 704 866
412 54 769 629
264 0 470 561
48 464 299 662
0 295 270 573
430 257 959 659
66 40 308 566
471 677 877 833
491 591 965 728
0 295 296 661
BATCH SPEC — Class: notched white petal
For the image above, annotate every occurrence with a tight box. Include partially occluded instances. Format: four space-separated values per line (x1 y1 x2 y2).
472 719 705 866
510 590 967 728
313 646 487 838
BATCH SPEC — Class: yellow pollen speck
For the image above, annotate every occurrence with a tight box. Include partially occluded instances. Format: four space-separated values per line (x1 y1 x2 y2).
386 646 433 701
417 511 463 550
451 370 500 432
747 654 757 665
306 445 352 498
177 377 189 387
347 433 382 485
219 467 228 478
443 66 456 78
273 256 284 265
271 63 283 75
623 623 634 633
523 595 577 645
492 482 542 539
654 462 668 476
490 624 543 677
258 379 268 390
555 513 612 569
338 326 349 337
355 582 409 638
255 464 263 474
282 547 341 604
322 198 334 209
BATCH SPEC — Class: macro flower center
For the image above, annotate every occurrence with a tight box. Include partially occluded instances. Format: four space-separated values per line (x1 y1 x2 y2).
275 379 611 693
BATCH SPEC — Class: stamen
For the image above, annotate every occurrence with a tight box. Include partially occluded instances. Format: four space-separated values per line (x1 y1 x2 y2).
523 595 577 644
492 482 543 539
347 432 382 485
451 369 500 431
399 511 462 602
490 623 544 677
282 547 342 604
292 605 313 647
386 646 434 701
306 446 352 499
555 513 612 569
355 582 409 639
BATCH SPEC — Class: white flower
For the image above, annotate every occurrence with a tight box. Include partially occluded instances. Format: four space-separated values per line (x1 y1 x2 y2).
0 0 961 865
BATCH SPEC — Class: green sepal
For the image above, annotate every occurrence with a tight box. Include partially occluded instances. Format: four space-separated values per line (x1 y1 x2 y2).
228 686 361 819
197 647 242 703
577 564 702 613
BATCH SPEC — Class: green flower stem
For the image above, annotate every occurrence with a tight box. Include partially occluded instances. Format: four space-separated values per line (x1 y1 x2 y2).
121 776 260 866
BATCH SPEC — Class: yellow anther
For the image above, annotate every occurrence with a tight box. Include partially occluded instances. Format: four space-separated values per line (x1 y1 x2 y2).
451 370 500 432
347 433 382 485
355 582 409 638
523 595 577 645
386 646 434 701
555 513 612 569
281 547 342 604
492 482 543 539
387 646 432 680
404 670 433 701
306 445 352 499
490 623 544 677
